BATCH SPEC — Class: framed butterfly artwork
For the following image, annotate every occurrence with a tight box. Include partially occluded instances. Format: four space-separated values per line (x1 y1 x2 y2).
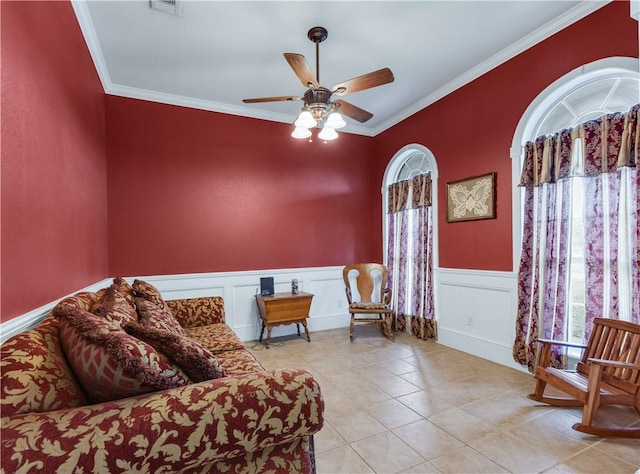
446 172 496 222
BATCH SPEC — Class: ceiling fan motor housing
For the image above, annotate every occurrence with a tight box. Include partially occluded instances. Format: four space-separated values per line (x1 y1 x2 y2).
303 87 332 105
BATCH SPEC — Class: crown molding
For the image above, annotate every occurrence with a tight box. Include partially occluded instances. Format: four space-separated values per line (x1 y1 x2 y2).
73 0 610 138
373 0 611 135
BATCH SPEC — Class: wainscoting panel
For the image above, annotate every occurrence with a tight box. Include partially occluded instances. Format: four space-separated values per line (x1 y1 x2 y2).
435 268 525 371
0 267 350 344
2 266 527 373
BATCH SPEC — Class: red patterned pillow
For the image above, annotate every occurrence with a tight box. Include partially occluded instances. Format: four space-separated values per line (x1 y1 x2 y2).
57 305 190 403
53 291 100 315
125 323 225 382
113 276 135 305
93 283 138 327
135 297 186 336
132 279 166 308
0 315 87 416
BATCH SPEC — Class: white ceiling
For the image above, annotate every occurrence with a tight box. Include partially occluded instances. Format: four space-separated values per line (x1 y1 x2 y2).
72 0 608 136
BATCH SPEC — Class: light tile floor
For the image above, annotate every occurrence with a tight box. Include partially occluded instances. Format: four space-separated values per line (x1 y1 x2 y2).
247 324 640 474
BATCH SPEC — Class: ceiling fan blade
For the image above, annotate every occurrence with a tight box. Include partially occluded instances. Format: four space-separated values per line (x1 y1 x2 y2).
334 99 373 123
284 53 319 89
243 96 301 104
332 68 394 96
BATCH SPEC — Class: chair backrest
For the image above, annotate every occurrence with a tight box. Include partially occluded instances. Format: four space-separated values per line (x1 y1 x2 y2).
343 263 389 303
577 318 640 393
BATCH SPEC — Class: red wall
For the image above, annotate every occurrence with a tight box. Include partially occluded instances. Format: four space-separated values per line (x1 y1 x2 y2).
2 0 637 322
1 1 108 322
373 0 638 271
106 97 378 276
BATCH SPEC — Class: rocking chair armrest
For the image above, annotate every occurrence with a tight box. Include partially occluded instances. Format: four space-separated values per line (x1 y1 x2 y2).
536 338 588 350
587 358 640 371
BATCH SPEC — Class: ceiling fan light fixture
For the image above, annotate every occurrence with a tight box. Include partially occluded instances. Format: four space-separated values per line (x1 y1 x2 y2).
291 126 312 139
243 26 394 142
294 110 317 128
318 126 339 141
324 112 346 129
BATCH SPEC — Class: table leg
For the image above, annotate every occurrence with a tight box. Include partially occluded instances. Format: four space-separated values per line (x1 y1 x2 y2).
259 320 266 342
297 323 301 336
302 320 311 343
266 325 273 349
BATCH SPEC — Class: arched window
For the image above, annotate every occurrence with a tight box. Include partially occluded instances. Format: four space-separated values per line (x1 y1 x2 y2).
511 57 639 369
383 145 439 340
383 144 439 264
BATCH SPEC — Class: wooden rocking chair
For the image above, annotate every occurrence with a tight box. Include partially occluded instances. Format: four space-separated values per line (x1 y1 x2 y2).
343 263 393 340
528 318 640 438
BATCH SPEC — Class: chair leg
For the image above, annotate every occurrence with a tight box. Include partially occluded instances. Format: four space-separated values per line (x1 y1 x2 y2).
528 378 547 402
382 315 392 338
350 313 354 340
578 363 603 430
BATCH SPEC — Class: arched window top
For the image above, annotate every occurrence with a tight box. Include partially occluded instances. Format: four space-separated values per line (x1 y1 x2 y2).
512 56 639 154
511 56 639 272
382 144 439 267
383 144 438 187
536 76 639 136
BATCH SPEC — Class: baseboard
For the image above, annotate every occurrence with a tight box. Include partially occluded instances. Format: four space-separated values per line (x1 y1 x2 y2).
438 326 529 373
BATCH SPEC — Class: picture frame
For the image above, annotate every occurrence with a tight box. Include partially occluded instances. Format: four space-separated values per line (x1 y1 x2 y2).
446 172 496 222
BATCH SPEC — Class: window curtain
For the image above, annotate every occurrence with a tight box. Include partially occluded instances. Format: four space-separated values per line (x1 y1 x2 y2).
387 174 437 340
513 104 639 371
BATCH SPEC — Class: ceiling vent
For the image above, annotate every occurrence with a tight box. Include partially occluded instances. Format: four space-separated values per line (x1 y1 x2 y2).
149 0 182 16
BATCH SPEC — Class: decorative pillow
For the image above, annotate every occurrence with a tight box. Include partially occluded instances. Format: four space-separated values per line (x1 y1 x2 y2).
0 315 87 416
125 323 225 382
132 279 167 309
53 291 101 315
93 283 138 327
135 297 186 336
112 276 135 306
56 305 190 403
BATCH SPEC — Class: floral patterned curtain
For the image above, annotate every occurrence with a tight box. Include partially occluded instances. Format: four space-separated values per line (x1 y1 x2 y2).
513 104 639 371
387 174 436 340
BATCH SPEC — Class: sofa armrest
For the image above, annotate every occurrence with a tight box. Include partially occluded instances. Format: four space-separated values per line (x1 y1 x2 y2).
166 296 226 328
1 368 324 473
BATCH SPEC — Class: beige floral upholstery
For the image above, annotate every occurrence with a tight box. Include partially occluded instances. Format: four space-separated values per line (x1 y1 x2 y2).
214 346 266 376
1 368 323 473
167 296 225 329
0 315 87 416
185 322 246 354
1 288 324 473
166 296 226 328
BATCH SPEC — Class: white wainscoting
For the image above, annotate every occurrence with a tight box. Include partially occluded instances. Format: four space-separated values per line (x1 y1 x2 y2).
133 266 350 342
435 267 526 372
1 266 528 373
0 266 350 344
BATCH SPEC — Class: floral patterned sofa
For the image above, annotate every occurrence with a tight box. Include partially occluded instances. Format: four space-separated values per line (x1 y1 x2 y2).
0 278 324 473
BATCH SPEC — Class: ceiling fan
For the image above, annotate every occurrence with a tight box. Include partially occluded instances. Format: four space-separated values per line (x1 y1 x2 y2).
243 26 394 138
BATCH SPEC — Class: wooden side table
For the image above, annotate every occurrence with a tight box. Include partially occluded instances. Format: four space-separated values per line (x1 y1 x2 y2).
256 292 313 348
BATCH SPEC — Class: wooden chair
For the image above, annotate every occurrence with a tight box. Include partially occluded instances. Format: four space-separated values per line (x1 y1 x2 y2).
528 318 640 438
343 263 393 340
